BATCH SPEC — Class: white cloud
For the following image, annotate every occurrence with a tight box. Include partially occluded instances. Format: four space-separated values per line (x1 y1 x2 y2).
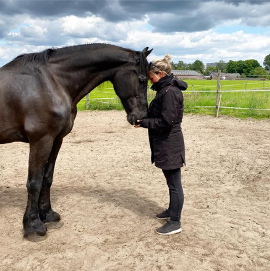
61 15 149 42
61 15 104 36
1 24 269 67
117 29 270 65
1 1 270 67
0 44 47 65
20 25 48 38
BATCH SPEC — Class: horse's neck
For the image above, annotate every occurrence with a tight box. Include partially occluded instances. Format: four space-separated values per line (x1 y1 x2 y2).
72 73 108 108
48 52 121 107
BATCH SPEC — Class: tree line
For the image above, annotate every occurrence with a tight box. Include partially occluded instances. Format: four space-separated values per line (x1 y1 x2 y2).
171 54 270 78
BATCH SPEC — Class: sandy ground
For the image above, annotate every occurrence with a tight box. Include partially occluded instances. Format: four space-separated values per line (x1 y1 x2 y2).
0 111 269 271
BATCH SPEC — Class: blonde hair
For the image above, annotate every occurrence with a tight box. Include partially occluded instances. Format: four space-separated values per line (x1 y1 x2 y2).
149 54 172 76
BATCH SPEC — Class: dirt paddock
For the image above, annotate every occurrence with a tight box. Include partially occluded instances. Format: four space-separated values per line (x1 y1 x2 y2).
0 111 269 271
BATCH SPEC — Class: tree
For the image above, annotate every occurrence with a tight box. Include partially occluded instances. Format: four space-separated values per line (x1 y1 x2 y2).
170 60 191 70
186 63 193 70
226 60 238 73
170 61 177 70
251 67 269 79
204 66 217 75
216 60 227 72
243 59 260 76
263 54 270 71
176 60 189 70
191 60 204 74
236 60 244 74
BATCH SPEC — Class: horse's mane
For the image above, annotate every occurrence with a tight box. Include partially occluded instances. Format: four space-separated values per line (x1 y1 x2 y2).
139 49 149 74
14 44 149 74
14 44 135 65
14 48 55 65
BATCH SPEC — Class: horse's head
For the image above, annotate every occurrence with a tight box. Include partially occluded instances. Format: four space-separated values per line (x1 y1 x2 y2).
112 47 153 125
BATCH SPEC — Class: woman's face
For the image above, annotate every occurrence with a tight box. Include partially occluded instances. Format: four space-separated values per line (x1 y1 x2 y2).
148 71 165 84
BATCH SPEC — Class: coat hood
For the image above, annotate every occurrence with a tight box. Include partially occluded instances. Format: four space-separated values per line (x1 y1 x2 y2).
151 74 188 92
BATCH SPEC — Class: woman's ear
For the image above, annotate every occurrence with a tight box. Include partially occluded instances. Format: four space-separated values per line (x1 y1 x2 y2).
159 71 165 78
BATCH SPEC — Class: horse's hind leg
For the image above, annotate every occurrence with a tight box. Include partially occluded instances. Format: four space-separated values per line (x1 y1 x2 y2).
38 137 63 226
23 136 54 240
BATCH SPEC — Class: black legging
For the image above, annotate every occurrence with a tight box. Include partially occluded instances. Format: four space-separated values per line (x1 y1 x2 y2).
162 168 184 222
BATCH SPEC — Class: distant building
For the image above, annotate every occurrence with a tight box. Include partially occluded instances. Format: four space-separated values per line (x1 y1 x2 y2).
209 72 240 80
172 70 204 80
206 62 218 68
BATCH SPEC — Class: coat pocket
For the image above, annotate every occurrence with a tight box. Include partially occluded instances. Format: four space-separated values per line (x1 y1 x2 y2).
152 134 168 162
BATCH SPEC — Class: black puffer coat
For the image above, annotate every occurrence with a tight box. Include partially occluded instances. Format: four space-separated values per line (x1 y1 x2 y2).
140 74 188 170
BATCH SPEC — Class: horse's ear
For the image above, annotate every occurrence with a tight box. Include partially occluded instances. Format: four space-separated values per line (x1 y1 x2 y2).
142 47 153 57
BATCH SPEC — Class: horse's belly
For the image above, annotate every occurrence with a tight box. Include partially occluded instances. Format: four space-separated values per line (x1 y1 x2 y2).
0 127 28 144
0 91 28 143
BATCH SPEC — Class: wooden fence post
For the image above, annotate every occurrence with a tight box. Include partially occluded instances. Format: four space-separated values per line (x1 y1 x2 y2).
216 94 222 118
215 70 221 117
86 93 90 110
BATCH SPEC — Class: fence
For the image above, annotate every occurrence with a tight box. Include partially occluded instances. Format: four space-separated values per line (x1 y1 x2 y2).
189 82 270 91
194 70 270 117
81 74 270 118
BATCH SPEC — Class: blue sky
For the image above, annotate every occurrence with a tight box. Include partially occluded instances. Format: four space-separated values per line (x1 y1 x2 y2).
0 0 270 68
215 25 270 35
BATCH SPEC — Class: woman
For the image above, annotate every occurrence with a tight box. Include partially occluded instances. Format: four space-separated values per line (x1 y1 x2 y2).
135 54 188 235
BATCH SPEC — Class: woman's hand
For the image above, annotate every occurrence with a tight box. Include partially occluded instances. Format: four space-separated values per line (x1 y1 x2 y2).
134 120 141 128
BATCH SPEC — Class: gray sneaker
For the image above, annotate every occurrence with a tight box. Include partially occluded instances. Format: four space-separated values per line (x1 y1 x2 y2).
155 221 182 235
155 209 170 220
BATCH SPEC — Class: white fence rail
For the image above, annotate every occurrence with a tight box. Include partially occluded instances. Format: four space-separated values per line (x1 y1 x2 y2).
195 106 270 111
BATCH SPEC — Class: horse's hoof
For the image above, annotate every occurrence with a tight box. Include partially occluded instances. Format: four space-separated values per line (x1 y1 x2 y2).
27 232 47 242
45 221 64 230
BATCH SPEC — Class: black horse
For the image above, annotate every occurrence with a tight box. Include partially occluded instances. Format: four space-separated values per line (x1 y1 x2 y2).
0 44 152 241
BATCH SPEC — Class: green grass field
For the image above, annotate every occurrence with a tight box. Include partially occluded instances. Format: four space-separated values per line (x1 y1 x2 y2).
77 80 270 119
185 79 270 91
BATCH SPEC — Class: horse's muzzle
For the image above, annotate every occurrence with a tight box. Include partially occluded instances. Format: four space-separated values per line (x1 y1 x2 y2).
127 110 147 125
127 113 137 125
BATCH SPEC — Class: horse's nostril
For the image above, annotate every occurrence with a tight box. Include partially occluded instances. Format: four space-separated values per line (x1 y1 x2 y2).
127 113 137 125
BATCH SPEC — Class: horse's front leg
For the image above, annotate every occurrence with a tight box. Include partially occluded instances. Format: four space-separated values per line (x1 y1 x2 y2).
23 136 54 241
38 137 63 226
